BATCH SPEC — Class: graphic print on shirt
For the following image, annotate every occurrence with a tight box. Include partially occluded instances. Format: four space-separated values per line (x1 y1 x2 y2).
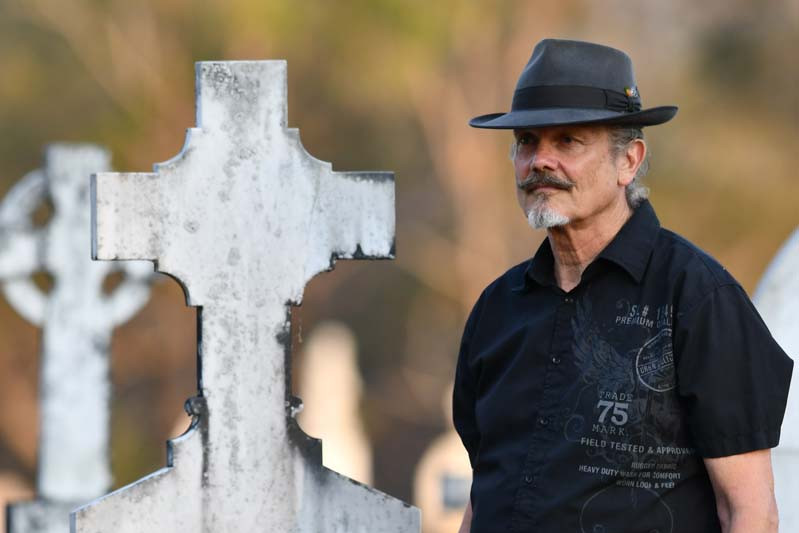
565 297 689 533
636 327 675 392
579 484 674 533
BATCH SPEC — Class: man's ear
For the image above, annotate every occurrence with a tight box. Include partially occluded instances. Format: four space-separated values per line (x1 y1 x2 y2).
617 139 646 187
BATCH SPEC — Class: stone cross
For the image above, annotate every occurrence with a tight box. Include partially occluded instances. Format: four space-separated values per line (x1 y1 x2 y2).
72 61 420 533
1 144 152 533
752 228 799 531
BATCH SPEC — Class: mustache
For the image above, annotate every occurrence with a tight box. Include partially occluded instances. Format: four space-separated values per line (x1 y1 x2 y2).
517 171 575 191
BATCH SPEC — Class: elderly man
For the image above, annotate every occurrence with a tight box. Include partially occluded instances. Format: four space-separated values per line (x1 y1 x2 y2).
453 39 793 533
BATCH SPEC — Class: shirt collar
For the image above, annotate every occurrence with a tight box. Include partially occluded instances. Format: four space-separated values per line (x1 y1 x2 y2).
597 200 660 283
514 200 661 291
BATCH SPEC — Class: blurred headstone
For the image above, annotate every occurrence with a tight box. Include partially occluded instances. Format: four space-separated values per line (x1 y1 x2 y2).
752 227 799 532
0 472 33 530
72 61 419 533
298 321 373 485
1 145 152 533
413 386 471 533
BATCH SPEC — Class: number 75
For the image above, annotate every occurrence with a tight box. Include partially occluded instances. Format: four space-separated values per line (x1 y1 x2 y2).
596 400 629 426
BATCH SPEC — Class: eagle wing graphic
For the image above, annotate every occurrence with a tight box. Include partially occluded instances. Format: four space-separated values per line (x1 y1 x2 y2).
572 299 636 390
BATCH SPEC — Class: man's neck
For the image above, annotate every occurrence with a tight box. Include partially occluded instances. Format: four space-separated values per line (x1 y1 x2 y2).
547 200 634 292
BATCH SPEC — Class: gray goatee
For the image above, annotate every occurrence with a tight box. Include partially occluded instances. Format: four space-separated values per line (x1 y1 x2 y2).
518 171 573 229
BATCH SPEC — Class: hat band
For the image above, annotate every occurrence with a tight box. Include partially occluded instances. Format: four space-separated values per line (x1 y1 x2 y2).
512 85 642 113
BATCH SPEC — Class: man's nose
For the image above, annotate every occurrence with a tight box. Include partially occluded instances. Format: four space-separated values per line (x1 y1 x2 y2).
531 142 558 172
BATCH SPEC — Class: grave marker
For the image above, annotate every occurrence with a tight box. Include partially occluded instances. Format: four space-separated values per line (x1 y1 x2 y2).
752 228 799 532
2 144 152 533
413 386 471 533
72 61 420 532
298 321 373 485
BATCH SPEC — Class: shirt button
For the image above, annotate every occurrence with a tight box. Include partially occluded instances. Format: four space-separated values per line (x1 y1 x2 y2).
564 296 573 303
538 417 549 427
551 356 561 365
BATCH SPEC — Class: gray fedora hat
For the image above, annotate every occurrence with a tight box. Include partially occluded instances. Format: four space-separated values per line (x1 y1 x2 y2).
470 39 677 129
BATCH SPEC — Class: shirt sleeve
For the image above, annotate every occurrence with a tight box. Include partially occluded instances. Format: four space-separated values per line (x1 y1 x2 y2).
453 295 484 468
674 283 794 458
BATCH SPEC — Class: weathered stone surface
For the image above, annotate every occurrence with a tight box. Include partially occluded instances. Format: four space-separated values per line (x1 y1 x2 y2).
9 502 82 533
2 144 152 533
72 61 419 532
752 227 799 531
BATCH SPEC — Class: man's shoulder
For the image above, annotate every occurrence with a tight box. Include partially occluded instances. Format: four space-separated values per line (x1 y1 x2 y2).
461 259 530 336
653 226 740 300
483 258 530 295
466 259 529 313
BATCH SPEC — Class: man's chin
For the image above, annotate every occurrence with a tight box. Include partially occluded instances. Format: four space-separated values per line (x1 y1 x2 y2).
526 206 571 229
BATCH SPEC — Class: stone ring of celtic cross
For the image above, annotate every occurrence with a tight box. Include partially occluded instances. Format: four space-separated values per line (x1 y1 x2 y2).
0 165 152 327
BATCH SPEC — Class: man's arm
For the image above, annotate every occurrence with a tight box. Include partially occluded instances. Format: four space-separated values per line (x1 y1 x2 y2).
457 500 472 533
703 449 779 533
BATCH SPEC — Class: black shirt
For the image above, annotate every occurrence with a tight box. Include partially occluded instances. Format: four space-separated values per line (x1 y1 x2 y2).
453 201 793 533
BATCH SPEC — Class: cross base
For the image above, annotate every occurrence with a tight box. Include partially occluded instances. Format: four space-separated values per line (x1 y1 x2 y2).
8 499 84 533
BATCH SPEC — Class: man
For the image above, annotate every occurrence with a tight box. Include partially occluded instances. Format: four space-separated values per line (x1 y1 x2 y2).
453 39 793 533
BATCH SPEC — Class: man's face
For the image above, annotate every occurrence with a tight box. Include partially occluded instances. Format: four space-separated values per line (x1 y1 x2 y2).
512 125 630 229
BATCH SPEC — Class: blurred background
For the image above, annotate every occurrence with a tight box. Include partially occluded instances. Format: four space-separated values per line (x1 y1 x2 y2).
0 0 796 531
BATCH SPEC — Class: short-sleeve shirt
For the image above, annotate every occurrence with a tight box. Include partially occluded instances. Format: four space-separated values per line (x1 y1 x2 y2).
453 200 793 533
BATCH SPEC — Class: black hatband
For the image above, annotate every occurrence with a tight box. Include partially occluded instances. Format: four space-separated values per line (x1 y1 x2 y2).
512 85 642 113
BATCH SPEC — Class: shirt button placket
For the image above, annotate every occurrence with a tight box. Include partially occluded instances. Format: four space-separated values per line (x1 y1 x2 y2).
549 297 571 367
512 292 577 527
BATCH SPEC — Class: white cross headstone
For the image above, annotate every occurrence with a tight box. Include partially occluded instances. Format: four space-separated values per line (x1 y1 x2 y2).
71 61 420 533
2 144 152 533
752 228 799 532
298 322 373 485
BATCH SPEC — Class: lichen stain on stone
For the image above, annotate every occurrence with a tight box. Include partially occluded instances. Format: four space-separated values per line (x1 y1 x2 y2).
217 189 231 202
147 233 161 257
226 247 241 266
337 171 395 184
238 147 257 160
222 156 242 179
207 280 229 300
228 435 243 476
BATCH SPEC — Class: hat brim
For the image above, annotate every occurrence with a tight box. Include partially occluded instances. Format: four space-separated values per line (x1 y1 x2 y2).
469 106 677 129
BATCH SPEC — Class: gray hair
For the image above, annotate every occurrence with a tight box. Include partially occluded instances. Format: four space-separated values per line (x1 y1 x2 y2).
608 126 649 208
509 126 651 208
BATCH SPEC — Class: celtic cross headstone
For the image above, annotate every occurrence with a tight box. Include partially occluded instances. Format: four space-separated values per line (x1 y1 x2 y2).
71 61 420 532
752 228 799 531
2 144 152 533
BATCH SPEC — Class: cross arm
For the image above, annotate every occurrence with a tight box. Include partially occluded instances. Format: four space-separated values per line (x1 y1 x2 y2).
304 170 395 281
92 172 166 264
0 227 43 278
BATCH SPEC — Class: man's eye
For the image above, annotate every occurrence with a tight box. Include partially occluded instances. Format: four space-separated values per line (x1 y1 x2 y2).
561 135 574 144
517 134 533 145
